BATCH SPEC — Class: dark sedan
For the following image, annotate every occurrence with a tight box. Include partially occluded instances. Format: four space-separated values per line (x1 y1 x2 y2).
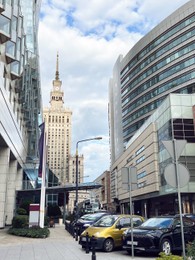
122 215 195 255
74 212 109 235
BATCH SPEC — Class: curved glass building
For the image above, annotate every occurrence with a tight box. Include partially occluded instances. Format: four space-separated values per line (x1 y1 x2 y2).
109 0 195 216
120 0 195 146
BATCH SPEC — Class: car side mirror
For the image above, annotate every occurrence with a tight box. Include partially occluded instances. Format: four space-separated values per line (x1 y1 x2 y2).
116 224 122 230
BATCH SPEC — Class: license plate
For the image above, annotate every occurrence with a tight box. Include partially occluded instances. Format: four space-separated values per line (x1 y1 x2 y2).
81 237 90 242
127 241 138 245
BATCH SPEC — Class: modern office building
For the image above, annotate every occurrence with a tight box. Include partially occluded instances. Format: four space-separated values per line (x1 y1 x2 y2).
109 0 195 156
109 0 195 216
111 94 195 217
109 55 124 165
0 0 42 227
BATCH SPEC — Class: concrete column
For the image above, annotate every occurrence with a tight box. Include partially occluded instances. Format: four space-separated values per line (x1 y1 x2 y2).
0 147 10 228
5 159 18 225
15 167 23 190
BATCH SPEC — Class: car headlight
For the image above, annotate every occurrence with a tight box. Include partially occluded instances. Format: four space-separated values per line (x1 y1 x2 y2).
93 232 101 237
83 224 90 227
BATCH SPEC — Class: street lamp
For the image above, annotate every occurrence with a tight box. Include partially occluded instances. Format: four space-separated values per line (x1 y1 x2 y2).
75 137 102 222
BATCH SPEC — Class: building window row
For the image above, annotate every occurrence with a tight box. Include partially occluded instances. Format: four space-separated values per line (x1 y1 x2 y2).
137 171 146 179
122 70 195 130
123 57 195 118
138 181 146 188
136 155 145 164
121 14 195 79
135 146 145 155
122 40 195 99
48 115 66 123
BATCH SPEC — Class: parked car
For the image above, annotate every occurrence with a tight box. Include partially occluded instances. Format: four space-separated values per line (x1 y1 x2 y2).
122 215 195 255
175 213 195 221
79 214 144 252
74 212 109 235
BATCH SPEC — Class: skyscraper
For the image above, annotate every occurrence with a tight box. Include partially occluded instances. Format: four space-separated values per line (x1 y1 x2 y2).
43 54 72 185
109 0 195 216
109 0 195 156
0 0 42 227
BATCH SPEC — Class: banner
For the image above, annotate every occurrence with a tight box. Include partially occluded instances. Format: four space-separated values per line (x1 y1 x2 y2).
38 122 45 178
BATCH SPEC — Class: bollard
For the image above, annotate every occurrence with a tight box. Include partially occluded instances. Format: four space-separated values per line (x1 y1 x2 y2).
72 224 75 238
91 235 96 260
85 232 89 254
75 226 78 241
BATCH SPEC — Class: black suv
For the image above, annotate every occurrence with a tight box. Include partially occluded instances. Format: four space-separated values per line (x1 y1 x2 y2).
74 212 109 235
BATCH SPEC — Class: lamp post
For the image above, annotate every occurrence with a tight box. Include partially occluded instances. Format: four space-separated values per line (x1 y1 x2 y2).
75 137 102 222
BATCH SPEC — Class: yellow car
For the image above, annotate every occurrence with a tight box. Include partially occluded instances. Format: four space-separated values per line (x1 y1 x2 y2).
79 214 144 252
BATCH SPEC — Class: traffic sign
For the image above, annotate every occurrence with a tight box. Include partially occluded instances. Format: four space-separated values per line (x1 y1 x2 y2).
164 163 190 188
162 140 186 160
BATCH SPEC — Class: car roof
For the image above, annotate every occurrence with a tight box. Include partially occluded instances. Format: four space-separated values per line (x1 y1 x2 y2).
100 214 143 218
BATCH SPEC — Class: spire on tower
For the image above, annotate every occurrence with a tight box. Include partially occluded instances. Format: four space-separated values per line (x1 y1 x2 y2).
55 52 59 80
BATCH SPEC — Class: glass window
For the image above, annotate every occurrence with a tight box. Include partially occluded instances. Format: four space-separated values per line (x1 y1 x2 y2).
0 15 10 35
5 41 15 56
119 217 131 227
12 16 17 31
11 61 19 74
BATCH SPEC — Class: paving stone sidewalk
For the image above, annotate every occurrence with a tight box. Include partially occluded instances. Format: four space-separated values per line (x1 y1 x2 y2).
0 224 156 260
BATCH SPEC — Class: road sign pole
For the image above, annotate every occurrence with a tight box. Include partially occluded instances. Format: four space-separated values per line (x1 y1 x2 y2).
173 139 186 259
128 167 134 259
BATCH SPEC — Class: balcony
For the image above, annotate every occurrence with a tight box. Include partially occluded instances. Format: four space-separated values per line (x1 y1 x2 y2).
0 3 5 13
5 52 16 64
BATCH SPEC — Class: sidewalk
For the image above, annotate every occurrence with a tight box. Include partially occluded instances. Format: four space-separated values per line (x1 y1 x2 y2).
0 224 155 260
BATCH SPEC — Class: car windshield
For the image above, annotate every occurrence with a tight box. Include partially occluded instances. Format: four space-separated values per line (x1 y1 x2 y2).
82 213 105 221
93 215 118 227
80 214 92 220
141 217 173 228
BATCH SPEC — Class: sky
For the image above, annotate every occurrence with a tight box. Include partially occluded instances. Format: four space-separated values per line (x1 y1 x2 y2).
38 0 190 182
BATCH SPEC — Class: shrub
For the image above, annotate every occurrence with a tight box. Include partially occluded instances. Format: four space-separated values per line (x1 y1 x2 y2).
156 252 182 260
12 215 29 228
19 200 33 215
187 240 195 259
8 226 50 238
16 208 27 215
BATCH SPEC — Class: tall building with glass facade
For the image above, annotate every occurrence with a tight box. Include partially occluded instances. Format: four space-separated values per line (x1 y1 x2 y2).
109 0 195 216
110 0 195 156
0 0 41 227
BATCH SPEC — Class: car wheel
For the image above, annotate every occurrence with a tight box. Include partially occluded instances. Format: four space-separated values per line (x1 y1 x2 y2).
103 238 114 252
160 238 172 255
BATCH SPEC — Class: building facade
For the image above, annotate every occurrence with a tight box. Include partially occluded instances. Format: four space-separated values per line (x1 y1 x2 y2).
43 54 72 185
0 0 42 227
93 170 113 212
109 0 195 217
111 94 195 218
43 55 88 213
109 55 124 165
109 0 195 152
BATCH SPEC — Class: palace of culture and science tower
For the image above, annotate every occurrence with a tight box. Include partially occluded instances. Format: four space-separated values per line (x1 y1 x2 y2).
43 54 88 212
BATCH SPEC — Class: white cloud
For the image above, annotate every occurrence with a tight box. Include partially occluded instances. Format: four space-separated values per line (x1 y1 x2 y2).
39 0 189 181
